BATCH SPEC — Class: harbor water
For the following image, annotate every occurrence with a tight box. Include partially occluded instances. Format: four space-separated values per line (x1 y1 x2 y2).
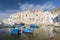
0 24 60 40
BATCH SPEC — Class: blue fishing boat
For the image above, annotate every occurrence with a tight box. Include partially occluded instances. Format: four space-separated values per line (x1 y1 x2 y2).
23 27 33 37
14 23 25 27
23 27 33 33
30 24 39 28
10 28 21 35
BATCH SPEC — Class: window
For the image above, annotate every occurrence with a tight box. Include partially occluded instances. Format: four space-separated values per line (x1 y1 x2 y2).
29 18 34 21
36 14 38 16
33 19 34 21
26 14 27 17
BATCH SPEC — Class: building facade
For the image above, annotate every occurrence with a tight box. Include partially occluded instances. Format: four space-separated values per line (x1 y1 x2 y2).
2 19 9 25
3 9 58 25
51 8 60 23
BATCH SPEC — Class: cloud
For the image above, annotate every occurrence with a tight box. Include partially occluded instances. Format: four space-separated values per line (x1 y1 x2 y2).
0 1 56 22
0 9 20 22
0 9 20 14
19 1 56 11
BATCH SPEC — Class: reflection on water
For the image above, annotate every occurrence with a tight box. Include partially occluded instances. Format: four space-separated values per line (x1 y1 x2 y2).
0 28 20 40
0 28 41 40
0 25 60 40
0 27 46 40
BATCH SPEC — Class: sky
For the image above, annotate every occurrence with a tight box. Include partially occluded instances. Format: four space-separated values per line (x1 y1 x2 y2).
0 0 60 22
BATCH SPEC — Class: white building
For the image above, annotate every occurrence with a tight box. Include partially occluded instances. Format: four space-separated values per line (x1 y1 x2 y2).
3 8 60 25
6 10 54 25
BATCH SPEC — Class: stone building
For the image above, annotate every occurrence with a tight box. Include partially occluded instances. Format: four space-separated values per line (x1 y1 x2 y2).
51 7 60 23
3 8 60 25
4 9 53 25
